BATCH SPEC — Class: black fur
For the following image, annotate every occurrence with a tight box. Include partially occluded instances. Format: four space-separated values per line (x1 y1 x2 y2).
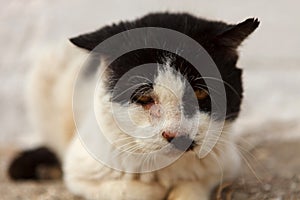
8 147 61 180
70 13 259 51
70 12 259 120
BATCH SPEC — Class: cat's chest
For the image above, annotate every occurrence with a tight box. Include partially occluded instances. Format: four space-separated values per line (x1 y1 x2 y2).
154 152 209 188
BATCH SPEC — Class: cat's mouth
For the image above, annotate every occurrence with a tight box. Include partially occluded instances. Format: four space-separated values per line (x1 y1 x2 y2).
168 136 196 152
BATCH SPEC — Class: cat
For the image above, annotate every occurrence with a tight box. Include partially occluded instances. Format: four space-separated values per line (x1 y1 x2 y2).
9 13 259 200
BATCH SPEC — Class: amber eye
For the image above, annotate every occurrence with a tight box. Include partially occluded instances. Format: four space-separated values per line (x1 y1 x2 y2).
195 90 208 100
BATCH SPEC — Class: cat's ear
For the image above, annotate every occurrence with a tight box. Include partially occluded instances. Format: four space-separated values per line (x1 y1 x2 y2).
216 18 260 48
69 32 99 51
69 22 132 51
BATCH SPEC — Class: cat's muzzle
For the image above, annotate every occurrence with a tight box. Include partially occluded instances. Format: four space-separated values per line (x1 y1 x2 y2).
162 132 196 151
171 136 196 151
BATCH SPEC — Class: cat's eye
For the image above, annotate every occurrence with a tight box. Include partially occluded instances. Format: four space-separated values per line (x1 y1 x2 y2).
195 89 208 100
135 95 155 107
130 83 154 108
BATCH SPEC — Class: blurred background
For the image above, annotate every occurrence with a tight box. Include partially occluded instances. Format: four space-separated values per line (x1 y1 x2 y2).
1 0 300 147
0 0 300 199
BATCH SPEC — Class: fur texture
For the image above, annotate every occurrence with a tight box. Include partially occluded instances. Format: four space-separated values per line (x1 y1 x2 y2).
8 147 61 180
9 12 259 200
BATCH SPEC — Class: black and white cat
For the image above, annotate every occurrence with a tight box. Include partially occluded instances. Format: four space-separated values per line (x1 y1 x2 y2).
9 13 259 200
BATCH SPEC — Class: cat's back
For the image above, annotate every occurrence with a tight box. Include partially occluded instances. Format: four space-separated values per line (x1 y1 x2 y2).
27 43 86 159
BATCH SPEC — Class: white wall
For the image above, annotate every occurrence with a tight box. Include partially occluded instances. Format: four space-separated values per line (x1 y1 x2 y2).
1 0 300 146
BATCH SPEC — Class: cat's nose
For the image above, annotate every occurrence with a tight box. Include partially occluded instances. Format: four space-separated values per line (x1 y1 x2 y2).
162 131 177 142
162 132 195 151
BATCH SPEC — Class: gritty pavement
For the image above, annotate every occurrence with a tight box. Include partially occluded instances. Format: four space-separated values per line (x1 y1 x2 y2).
1 139 300 200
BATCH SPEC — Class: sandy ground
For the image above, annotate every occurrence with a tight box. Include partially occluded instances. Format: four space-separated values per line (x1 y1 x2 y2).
1 138 300 200
1 0 300 199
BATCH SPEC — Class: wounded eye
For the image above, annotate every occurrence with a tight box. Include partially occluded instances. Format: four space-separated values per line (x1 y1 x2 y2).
130 83 154 108
195 89 208 100
135 95 155 106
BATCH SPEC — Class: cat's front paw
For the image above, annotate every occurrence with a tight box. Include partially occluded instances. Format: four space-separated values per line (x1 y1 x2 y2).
167 182 209 200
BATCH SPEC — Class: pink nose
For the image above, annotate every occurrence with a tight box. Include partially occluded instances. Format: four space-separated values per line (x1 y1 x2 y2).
162 131 178 142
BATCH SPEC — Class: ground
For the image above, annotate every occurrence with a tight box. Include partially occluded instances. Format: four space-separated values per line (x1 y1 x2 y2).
1 139 300 200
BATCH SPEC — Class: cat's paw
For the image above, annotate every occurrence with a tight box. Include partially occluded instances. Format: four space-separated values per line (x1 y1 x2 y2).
167 182 209 200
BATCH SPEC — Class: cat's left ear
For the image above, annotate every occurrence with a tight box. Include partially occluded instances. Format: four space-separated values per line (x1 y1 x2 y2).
216 18 260 48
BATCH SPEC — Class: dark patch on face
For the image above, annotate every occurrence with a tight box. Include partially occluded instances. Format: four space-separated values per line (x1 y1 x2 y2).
70 12 259 120
162 131 196 151
171 136 196 151
106 49 214 116
182 85 211 118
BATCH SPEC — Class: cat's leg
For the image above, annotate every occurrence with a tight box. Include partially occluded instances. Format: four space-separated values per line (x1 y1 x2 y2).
167 182 209 200
66 178 167 200
64 137 167 200
166 141 241 200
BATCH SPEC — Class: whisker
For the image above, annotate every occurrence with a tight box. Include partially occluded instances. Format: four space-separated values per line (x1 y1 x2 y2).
202 138 264 183
128 75 152 84
111 83 146 101
197 76 241 99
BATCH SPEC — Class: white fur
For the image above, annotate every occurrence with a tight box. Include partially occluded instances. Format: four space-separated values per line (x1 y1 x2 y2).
28 44 241 200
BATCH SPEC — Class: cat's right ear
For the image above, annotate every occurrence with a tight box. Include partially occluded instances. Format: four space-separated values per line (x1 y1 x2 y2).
69 22 133 51
69 32 102 51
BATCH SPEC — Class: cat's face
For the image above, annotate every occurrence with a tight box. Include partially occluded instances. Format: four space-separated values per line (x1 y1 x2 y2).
109 60 212 154
71 13 259 157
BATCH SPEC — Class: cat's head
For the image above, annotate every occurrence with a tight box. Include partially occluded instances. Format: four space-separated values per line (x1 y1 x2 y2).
70 13 259 158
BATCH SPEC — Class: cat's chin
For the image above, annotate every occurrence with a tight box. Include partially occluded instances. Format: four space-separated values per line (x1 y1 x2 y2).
159 144 199 157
